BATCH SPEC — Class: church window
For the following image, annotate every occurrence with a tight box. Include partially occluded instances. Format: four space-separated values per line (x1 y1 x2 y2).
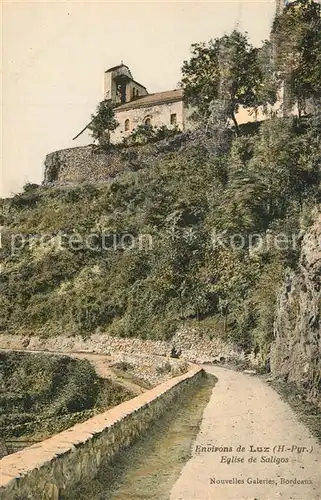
170 113 177 126
125 119 130 131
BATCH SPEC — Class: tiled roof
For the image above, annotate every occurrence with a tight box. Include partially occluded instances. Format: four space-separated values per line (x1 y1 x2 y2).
115 89 184 111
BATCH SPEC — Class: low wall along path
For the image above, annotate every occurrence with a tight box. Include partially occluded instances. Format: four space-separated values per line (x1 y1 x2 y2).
0 365 203 499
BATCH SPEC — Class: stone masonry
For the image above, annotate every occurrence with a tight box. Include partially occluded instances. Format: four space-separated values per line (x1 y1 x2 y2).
0 366 203 500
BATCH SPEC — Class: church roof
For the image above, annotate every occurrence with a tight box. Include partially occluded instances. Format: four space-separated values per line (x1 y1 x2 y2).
131 79 148 91
105 63 130 73
115 88 184 111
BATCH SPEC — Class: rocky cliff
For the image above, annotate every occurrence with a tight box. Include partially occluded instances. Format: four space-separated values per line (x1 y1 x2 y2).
270 212 321 406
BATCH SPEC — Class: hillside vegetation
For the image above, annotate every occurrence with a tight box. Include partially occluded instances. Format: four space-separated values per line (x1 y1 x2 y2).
0 351 133 441
1 116 320 366
1 0 320 369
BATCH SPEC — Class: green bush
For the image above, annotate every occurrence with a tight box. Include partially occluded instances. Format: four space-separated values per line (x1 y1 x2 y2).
122 124 181 146
0 352 132 439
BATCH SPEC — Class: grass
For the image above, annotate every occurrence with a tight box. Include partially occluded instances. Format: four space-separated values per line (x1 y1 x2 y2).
0 351 134 444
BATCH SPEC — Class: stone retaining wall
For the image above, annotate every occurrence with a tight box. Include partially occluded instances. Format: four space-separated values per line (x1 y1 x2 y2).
0 328 249 365
43 134 191 186
43 145 134 185
0 366 203 500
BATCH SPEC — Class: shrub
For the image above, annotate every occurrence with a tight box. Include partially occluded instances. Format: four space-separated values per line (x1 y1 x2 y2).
123 124 181 146
113 361 134 372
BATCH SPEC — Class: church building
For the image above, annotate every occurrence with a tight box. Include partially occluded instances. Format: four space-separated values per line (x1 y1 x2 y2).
104 63 286 144
104 63 191 143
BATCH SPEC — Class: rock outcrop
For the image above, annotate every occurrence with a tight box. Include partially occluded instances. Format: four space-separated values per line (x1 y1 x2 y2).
270 212 321 406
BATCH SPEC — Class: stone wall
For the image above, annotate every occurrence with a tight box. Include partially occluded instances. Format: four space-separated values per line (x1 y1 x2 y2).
270 212 321 406
43 145 136 185
0 366 203 500
43 134 189 185
0 328 247 365
109 351 189 387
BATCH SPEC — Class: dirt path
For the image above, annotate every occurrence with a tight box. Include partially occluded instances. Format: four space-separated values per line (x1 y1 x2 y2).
170 366 321 500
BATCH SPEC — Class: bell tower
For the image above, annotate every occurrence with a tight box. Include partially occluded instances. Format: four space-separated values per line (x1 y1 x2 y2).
104 64 133 105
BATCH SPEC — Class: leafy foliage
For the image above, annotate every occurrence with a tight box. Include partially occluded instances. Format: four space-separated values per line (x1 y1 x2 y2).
182 4 320 125
0 115 320 364
123 124 181 146
89 100 119 146
271 0 321 113
181 30 276 130
0 352 133 439
1 15 320 368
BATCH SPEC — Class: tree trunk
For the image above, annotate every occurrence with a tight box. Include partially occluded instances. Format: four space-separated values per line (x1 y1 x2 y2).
231 111 240 136
99 130 110 149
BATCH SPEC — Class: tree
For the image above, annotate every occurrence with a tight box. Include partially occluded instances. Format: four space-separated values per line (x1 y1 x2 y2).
181 30 273 133
257 40 281 115
88 100 119 146
271 0 321 116
246 119 301 221
23 183 40 192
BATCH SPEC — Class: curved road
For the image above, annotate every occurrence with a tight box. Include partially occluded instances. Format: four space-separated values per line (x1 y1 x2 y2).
170 366 321 500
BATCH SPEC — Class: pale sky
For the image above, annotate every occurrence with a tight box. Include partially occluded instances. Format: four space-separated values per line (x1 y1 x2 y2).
1 0 276 198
